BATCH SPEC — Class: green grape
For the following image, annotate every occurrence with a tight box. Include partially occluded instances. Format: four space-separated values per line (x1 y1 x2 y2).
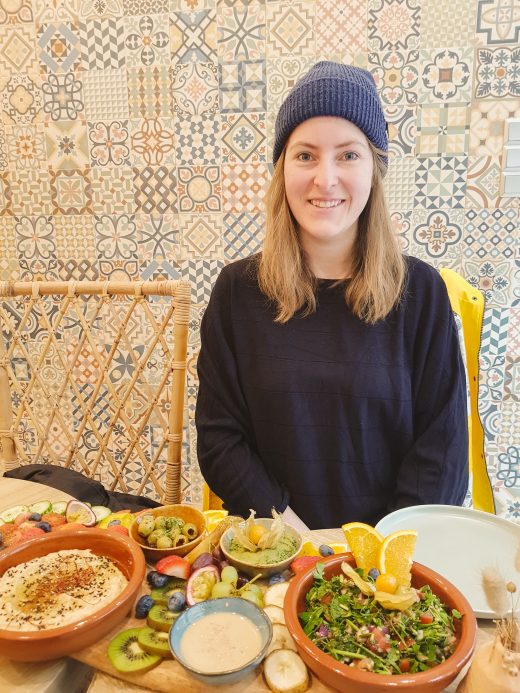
242 582 262 597
220 565 238 587
211 581 235 599
240 590 263 608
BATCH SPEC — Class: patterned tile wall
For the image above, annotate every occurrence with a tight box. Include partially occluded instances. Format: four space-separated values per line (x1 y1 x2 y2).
0 0 518 518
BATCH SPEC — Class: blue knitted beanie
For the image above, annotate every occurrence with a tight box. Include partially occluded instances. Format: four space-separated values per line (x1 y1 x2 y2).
273 61 388 167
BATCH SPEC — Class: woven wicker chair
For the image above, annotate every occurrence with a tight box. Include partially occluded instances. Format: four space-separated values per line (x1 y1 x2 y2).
0 280 190 504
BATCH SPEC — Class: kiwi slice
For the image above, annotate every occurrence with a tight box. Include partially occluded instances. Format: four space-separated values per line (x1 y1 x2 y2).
107 628 162 673
150 578 186 605
137 627 173 658
147 605 180 632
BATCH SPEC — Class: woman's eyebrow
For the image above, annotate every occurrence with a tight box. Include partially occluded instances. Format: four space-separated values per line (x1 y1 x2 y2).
287 139 368 151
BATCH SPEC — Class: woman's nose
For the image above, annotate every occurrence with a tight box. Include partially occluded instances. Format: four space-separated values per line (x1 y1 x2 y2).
313 161 338 189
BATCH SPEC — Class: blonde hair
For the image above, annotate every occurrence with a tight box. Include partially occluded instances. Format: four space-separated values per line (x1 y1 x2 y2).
257 144 406 324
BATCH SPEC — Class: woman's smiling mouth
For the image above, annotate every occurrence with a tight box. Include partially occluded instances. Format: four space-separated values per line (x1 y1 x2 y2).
309 199 344 208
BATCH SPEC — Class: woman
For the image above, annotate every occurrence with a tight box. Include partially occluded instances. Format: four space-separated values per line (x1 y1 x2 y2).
195 62 468 531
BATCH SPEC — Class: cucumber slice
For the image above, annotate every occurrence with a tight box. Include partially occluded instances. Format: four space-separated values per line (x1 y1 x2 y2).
92 505 112 523
51 501 68 515
29 500 52 515
0 504 29 523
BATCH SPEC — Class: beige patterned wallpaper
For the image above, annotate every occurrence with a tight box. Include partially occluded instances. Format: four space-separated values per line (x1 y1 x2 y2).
0 0 518 517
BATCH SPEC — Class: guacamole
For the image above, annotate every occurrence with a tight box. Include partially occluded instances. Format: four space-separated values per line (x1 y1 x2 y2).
227 532 299 565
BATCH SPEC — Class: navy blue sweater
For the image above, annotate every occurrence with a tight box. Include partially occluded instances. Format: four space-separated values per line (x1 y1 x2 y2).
195 256 469 529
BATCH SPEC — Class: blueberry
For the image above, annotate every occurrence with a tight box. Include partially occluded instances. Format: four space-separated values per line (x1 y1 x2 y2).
368 568 380 580
167 591 186 613
108 519 121 526
28 513 42 522
135 595 154 619
319 544 334 557
35 521 51 533
146 570 170 589
268 573 286 585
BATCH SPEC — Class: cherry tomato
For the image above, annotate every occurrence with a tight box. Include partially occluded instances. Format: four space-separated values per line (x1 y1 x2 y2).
419 611 434 624
399 658 411 673
375 572 398 594
320 592 332 605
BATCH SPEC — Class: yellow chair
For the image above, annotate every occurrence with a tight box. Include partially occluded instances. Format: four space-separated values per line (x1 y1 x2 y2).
440 268 495 513
0 279 190 504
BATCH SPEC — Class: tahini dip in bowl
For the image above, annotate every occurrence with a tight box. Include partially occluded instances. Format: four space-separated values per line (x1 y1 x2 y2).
169 597 272 686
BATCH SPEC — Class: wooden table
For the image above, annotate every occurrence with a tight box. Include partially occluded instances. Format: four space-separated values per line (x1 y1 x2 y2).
0 477 94 693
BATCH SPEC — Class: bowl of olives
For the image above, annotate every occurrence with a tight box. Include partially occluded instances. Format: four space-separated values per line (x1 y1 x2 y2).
130 504 206 561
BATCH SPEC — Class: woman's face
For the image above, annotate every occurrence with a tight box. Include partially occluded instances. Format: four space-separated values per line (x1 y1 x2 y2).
283 116 374 251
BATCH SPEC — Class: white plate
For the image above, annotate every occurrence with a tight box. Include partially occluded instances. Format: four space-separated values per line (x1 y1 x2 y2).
375 505 520 619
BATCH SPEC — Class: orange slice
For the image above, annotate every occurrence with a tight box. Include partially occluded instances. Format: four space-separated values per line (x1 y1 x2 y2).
328 543 349 554
341 522 383 572
378 529 418 587
203 509 229 533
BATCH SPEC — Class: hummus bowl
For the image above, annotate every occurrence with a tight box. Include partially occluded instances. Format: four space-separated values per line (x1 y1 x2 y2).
220 517 303 578
0 528 145 661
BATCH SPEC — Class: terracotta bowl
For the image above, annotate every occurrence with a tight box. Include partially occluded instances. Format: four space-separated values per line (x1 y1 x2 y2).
0 528 145 662
284 553 477 693
130 504 206 562
220 517 303 578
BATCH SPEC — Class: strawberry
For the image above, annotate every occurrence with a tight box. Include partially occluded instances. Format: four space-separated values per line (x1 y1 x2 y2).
19 527 46 542
107 524 129 536
290 555 322 574
13 512 31 526
41 512 67 528
155 555 191 580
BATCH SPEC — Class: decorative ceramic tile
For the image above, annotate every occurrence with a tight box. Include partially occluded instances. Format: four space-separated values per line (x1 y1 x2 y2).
7 124 46 168
11 169 53 215
0 170 13 215
45 119 89 169
78 17 126 70
421 0 478 48
266 1 314 56
386 106 416 157
0 215 18 258
223 210 264 260
83 68 129 120
136 212 181 264
419 48 473 103
127 65 172 118
33 0 80 24
390 210 413 253
409 208 464 261
177 165 221 213
480 351 506 402
175 115 219 165
37 22 81 74
0 125 7 169
90 166 134 214
498 414 519 479
221 162 268 212
14 215 57 277
130 117 175 166
369 50 419 105
98 257 139 279
54 214 96 259
0 0 33 24
466 155 502 207
463 209 517 260
171 62 218 117
383 157 416 209
181 257 224 304
124 0 168 14
463 259 511 305
415 156 467 208
315 0 366 60
133 166 178 214
78 0 123 20
476 0 520 46
140 254 182 281
123 14 169 67
94 213 138 259
0 24 37 74
469 99 520 156
180 213 223 257
220 60 266 112
217 4 265 61
416 104 470 156
49 167 93 214
368 0 421 51
170 9 217 63
475 46 520 99
504 353 519 402
221 112 266 163
265 56 314 111
42 73 84 121
88 119 130 166
481 306 510 359
0 73 43 125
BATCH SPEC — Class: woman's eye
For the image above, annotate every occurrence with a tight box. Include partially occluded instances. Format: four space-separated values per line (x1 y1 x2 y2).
297 152 312 161
342 152 359 161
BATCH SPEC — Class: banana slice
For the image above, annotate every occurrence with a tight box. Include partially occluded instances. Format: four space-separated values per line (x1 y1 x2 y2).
263 604 285 625
264 649 309 693
266 623 297 656
264 582 289 609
